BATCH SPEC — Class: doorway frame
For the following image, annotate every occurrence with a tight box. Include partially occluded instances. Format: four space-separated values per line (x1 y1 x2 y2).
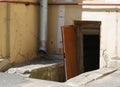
74 20 101 73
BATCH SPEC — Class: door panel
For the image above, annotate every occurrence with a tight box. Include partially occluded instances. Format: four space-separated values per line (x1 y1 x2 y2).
62 25 79 80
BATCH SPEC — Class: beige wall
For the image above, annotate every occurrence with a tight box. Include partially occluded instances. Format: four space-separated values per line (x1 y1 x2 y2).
0 1 40 63
0 0 82 64
48 0 82 54
0 3 8 58
10 4 40 63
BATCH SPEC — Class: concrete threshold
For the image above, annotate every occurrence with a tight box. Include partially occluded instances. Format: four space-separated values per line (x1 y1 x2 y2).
6 55 65 82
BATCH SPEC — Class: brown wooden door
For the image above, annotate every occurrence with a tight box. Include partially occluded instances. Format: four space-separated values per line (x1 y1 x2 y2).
62 25 79 80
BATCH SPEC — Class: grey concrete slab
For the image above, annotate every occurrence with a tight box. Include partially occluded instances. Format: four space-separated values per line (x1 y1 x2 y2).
1 68 120 87
19 79 71 87
66 68 117 87
7 60 64 74
6 59 64 77
85 70 120 87
0 73 28 87
0 73 71 87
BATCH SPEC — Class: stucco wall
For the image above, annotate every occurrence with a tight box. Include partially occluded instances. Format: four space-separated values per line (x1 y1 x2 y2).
48 0 82 54
9 3 40 63
82 0 120 68
0 3 8 58
0 1 40 63
0 0 82 64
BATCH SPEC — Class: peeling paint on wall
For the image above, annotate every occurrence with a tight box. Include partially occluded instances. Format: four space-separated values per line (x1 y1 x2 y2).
82 0 120 68
102 49 108 67
58 6 65 48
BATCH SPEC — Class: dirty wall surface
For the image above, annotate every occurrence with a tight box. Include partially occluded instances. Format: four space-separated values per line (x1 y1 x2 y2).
0 0 82 64
0 1 39 63
82 0 120 68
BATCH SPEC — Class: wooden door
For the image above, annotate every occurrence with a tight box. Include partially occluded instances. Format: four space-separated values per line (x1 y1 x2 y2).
62 25 79 80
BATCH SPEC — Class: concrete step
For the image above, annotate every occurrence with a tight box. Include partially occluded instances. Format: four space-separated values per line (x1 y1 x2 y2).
6 55 65 82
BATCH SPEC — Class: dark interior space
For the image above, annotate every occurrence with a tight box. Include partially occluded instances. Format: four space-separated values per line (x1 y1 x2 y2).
83 35 100 72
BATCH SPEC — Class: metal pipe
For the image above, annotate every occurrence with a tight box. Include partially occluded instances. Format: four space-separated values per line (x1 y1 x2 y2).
39 0 48 56
49 3 120 6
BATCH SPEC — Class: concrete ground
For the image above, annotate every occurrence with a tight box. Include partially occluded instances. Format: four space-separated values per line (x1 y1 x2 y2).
66 68 117 87
1 67 120 87
0 73 70 87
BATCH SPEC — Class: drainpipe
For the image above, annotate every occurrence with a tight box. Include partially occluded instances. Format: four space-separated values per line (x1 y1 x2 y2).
39 0 48 56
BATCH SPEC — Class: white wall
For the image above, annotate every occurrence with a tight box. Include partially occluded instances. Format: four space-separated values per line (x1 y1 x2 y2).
82 0 120 68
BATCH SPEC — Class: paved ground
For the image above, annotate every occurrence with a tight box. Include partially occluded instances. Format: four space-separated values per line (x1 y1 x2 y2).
1 67 120 87
66 68 117 87
0 73 28 87
86 69 120 87
0 73 70 87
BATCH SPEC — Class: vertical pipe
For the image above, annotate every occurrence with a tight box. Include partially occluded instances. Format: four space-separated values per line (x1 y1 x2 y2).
39 0 48 56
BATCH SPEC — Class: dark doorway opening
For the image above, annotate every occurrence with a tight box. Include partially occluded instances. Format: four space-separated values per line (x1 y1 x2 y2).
83 35 100 72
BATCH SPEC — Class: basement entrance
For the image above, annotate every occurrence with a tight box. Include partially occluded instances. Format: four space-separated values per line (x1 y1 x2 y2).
62 20 101 80
83 35 100 72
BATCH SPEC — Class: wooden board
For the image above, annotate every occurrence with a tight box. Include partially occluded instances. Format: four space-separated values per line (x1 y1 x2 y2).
62 25 79 80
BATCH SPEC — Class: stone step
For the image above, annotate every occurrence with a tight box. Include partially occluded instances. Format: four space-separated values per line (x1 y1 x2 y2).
6 58 65 82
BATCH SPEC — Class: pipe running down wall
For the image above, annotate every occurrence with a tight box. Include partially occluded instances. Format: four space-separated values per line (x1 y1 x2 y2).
39 0 48 56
